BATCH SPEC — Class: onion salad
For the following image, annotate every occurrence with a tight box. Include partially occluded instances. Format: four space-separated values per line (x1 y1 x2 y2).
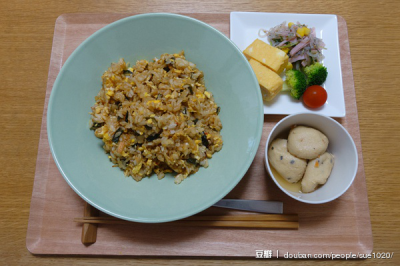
259 21 326 69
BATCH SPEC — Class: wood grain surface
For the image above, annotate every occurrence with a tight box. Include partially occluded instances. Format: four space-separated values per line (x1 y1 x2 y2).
1 0 399 265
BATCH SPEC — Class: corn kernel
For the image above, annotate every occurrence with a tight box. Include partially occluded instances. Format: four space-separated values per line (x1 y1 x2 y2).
195 140 201 144
104 133 111 141
281 47 289 54
196 92 205 99
303 27 310 36
297 27 305 37
147 119 153 124
286 62 293 70
106 90 114 97
173 69 182 74
131 162 142 174
204 91 211 98
288 22 294 28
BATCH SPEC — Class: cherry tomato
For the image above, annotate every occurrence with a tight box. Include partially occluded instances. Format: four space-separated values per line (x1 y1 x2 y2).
303 85 328 108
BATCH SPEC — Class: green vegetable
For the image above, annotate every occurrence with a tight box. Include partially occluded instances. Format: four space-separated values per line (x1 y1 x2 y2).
283 69 307 100
304 62 328 86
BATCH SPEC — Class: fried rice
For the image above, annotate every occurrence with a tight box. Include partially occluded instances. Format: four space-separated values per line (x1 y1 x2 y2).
89 51 223 184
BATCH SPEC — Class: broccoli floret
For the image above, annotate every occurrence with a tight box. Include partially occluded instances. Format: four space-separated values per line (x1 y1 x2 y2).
283 69 307 100
304 62 328 86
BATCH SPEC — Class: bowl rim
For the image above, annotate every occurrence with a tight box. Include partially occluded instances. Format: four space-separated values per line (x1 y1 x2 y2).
47 13 264 222
264 112 358 204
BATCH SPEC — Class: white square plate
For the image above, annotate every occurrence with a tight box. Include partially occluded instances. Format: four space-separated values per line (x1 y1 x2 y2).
230 12 345 117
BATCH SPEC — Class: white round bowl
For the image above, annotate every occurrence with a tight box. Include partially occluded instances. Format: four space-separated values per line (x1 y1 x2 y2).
264 113 358 204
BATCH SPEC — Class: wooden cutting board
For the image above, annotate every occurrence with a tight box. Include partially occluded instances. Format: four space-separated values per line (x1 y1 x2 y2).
26 13 373 257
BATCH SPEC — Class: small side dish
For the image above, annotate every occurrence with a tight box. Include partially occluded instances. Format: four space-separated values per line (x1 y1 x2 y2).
261 21 329 105
268 125 334 193
245 21 329 106
259 21 326 68
230 12 345 116
264 113 356 204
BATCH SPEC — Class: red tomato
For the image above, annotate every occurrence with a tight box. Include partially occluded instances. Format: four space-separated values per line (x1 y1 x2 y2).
303 85 328 108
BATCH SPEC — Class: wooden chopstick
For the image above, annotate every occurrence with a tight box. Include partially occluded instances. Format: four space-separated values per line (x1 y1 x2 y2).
75 218 298 229
75 214 299 230
76 214 298 222
81 203 99 245
79 212 298 244
184 214 298 222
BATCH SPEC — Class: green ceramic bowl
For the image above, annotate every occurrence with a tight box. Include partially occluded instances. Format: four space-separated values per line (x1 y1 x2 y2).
48 13 263 223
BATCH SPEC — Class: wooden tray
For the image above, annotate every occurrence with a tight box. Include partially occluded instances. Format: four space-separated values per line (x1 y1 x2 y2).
26 13 373 257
